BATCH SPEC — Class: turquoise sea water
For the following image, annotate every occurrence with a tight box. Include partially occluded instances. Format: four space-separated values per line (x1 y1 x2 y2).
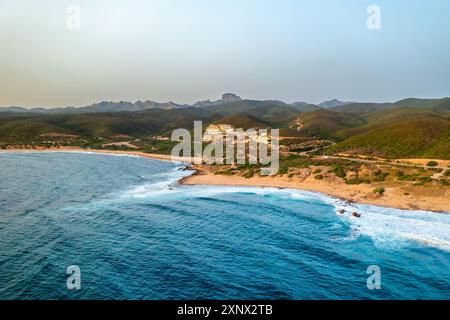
0 152 449 299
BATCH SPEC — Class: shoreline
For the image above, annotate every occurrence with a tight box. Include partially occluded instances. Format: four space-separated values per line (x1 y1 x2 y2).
180 167 450 213
0 147 192 163
2 148 449 213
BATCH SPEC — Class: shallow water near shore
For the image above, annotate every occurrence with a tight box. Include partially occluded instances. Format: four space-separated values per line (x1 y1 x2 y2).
0 152 449 299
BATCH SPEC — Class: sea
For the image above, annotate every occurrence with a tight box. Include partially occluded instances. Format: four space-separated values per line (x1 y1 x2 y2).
0 152 449 299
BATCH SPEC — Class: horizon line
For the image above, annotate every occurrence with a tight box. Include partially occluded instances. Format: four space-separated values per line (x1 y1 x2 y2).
2 95 450 110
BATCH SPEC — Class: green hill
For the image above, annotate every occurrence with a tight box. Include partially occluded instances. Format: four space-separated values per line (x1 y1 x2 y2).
202 100 311 122
336 108 446 139
394 98 450 111
297 109 366 139
289 102 321 113
1 97 449 160
333 98 450 115
203 100 267 116
333 118 450 159
244 105 300 128
333 102 393 114
214 114 270 130
0 108 220 143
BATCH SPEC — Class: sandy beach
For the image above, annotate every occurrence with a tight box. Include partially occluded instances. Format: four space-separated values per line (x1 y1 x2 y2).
181 166 450 213
0 147 192 163
2 147 449 213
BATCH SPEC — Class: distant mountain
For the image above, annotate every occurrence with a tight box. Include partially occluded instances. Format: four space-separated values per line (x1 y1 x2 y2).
3 95 448 115
0 101 189 114
318 99 351 109
0 93 243 114
81 100 188 112
221 93 242 103
73 93 243 112
289 102 322 112
0 107 29 113
193 93 242 108
0 94 319 115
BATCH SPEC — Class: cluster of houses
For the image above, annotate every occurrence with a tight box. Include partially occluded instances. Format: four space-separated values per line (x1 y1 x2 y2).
202 124 271 144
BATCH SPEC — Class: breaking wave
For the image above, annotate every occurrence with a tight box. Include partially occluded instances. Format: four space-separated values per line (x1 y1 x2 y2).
1 151 449 299
120 170 450 252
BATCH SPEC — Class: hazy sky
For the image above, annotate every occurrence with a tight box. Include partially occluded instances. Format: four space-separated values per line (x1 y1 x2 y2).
1 0 450 107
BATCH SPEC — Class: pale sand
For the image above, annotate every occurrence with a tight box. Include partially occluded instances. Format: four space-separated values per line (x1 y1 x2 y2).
0 147 192 163
2 147 449 212
181 166 450 213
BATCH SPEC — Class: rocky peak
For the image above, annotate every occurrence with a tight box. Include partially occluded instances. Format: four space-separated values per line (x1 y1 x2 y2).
221 93 242 103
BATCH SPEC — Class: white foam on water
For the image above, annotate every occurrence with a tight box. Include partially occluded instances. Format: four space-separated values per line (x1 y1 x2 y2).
13 151 448 252
119 170 330 204
119 169 450 252
332 200 450 252
120 166 194 198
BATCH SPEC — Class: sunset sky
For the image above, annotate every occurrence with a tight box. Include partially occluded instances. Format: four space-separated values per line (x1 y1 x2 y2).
1 0 450 107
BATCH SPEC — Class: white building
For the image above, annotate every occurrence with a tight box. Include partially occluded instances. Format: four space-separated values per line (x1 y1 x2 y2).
203 124 234 142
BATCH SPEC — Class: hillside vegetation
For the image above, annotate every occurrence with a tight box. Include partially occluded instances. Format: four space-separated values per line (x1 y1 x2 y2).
296 110 366 139
332 118 450 159
1 97 449 159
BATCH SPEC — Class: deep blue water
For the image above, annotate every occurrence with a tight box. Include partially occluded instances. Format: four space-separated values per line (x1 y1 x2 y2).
0 152 449 300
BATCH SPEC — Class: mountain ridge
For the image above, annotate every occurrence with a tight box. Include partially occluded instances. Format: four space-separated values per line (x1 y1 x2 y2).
1 97 449 159
2 96 449 115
